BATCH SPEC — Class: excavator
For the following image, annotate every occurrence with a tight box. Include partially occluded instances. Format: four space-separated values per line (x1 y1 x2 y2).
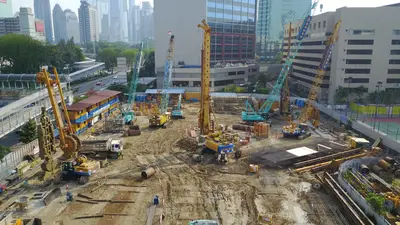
149 35 174 128
36 68 99 184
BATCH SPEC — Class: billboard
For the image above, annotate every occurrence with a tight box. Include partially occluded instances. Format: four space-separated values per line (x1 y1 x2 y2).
35 21 44 33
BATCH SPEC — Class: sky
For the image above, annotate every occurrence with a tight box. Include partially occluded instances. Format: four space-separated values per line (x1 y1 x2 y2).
12 0 153 14
11 0 400 15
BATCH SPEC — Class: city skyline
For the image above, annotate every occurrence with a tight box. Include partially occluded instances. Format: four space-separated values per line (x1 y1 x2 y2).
12 0 153 14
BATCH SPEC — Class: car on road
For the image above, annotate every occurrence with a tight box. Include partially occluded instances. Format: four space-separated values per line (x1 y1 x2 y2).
113 75 118 79
96 82 103 86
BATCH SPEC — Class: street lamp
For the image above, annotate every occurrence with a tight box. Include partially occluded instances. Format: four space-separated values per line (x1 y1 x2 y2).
373 81 383 130
345 76 353 117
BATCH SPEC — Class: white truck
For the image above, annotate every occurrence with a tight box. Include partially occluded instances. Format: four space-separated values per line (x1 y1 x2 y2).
79 139 123 160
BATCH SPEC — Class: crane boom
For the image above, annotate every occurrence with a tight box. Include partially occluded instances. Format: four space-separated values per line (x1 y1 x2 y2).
299 20 342 123
242 1 318 122
160 35 175 114
197 20 212 135
121 43 144 124
128 42 144 107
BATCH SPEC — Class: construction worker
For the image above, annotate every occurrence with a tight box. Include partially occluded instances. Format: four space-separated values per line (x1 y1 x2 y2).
118 151 124 159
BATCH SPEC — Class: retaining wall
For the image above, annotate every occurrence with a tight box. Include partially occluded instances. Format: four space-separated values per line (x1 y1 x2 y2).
0 140 38 181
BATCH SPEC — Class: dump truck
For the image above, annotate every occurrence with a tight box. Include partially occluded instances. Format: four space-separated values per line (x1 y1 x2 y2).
79 139 123 159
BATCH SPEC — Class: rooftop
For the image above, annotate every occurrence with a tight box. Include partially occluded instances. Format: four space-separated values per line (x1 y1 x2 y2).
145 88 186 94
67 90 121 111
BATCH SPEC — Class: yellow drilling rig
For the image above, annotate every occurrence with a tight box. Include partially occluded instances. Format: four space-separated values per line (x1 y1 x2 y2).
36 68 99 184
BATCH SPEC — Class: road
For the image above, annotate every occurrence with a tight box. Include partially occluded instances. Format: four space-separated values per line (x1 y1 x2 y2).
73 73 120 95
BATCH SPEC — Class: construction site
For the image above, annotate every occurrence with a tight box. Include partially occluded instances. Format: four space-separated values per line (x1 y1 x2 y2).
0 8 399 225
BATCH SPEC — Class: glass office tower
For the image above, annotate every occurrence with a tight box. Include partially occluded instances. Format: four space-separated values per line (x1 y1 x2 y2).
207 0 257 63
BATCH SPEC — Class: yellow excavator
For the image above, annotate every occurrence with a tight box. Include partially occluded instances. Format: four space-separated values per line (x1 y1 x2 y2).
36 68 99 184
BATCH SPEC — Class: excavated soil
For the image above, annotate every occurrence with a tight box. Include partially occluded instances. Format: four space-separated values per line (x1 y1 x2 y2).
14 103 349 225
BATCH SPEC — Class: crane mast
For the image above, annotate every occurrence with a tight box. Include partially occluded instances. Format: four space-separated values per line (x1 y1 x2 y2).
160 35 175 114
197 19 212 135
299 20 342 123
242 1 318 122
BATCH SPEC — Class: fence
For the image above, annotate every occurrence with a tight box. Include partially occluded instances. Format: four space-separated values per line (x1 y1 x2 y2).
0 140 38 181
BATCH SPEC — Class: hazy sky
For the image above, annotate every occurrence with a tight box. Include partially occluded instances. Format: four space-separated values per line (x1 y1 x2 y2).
11 0 399 15
12 0 153 14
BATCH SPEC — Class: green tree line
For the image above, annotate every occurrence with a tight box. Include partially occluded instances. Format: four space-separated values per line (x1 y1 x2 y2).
0 34 84 74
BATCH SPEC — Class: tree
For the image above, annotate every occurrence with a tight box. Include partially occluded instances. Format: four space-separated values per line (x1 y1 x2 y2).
335 86 348 104
98 48 117 73
0 34 47 73
122 49 138 69
273 52 283 63
140 50 155 77
257 73 269 88
19 119 37 143
0 145 10 162
256 87 270 94
223 84 246 93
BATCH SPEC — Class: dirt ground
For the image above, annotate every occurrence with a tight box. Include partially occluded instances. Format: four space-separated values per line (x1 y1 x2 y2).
8 103 349 225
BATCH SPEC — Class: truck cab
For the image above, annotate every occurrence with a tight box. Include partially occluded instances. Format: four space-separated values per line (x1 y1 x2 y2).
110 139 123 153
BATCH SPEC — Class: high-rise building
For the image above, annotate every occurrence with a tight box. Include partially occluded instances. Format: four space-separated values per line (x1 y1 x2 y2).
0 0 13 17
65 9 80 43
53 4 67 43
34 0 53 42
78 1 98 43
19 7 45 41
140 1 153 41
154 0 259 90
257 0 311 61
283 6 400 104
0 17 20 36
128 5 140 44
109 0 124 42
100 14 109 41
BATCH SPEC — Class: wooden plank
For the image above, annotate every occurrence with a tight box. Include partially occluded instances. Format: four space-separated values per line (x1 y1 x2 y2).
146 205 156 225
77 193 93 199
74 214 104 219
76 199 98 204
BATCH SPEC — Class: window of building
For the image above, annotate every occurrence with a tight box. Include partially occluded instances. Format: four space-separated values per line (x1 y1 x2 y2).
389 59 400 64
318 22 321 28
293 69 330 80
347 39 374 45
387 78 400 83
313 23 316 30
344 69 371 74
298 49 325 54
388 69 400 74
351 29 375 35
391 50 400 55
237 71 245 75
301 41 325 46
392 40 400 45
393 30 400 35
345 59 372 64
228 71 236 76
346 49 373 55
251 68 258 72
296 56 321 62
291 74 330 88
344 78 370 83
215 79 234 86
323 21 326 28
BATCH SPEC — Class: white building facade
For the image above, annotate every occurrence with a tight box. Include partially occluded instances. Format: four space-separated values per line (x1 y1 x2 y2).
283 6 400 104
